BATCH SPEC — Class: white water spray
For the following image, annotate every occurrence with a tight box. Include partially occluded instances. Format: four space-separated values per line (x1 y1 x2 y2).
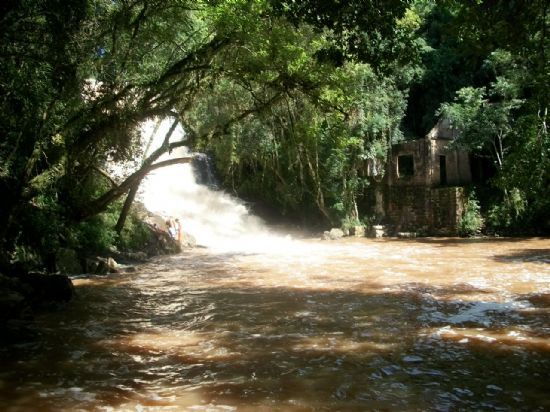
139 118 295 253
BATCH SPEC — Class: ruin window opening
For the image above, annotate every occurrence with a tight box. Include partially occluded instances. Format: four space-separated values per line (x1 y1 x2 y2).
398 155 414 178
439 155 447 185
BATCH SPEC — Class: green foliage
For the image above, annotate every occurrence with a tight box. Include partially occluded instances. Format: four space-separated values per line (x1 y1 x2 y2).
9 245 43 274
458 193 484 237
437 51 525 169
117 214 152 252
486 188 527 232
427 0 549 232
198 52 406 225
69 212 118 254
271 0 415 73
340 215 363 232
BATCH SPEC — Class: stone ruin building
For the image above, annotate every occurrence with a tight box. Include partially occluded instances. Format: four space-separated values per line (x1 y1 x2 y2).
371 119 472 236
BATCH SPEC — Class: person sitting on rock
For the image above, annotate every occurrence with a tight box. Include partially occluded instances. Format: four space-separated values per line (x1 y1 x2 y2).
175 218 182 243
166 220 176 239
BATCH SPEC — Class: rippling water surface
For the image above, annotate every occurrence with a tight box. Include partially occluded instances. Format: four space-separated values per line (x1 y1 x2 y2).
1 237 549 411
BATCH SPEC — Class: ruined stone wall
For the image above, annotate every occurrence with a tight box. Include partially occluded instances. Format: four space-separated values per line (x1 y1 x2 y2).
430 186 466 235
389 139 472 187
384 186 465 235
388 139 431 186
432 140 472 186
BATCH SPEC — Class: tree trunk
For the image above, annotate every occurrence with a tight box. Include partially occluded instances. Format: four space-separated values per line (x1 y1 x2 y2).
78 156 193 221
115 183 140 234
115 117 165 233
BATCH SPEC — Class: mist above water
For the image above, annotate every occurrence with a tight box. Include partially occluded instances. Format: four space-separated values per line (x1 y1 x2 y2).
139 118 294 253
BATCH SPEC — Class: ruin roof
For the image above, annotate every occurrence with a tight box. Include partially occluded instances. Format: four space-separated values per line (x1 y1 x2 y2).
426 118 460 140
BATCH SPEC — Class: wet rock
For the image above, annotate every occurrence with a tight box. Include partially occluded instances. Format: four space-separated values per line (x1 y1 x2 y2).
84 257 100 274
18 272 75 307
144 224 181 255
368 225 387 238
84 257 107 275
397 232 417 238
527 293 550 308
107 257 118 273
98 257 119 274
322 228 344 240
95 258 110 275
350 225 365 237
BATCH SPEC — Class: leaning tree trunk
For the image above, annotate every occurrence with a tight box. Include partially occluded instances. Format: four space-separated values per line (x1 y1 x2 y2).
115 117 165 234
78 156 193 221
115 183 140 234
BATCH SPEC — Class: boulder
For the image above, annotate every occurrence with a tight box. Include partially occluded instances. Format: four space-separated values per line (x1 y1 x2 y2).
0 272 74 342
322 228 344 240
350 226 365 237
143 225 181 255
92 257 119 274
18 272 75 307
84 257 100 274
369 225 387 238
107 257 118 273
527 293 550 308
397 232 417 238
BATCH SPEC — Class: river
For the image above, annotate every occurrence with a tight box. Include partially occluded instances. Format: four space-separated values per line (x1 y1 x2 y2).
1 236 549 411
2 121 549 411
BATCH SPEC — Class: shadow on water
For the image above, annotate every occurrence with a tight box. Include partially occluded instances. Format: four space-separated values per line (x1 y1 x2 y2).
411 236 532 247
492 248 550 264
0 247 549 411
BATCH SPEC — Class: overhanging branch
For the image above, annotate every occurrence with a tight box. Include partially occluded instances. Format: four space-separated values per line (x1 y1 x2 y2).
79 156 194 220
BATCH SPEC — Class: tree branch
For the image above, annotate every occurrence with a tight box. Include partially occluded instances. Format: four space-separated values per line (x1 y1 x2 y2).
93 166 118 187
79 156 194 220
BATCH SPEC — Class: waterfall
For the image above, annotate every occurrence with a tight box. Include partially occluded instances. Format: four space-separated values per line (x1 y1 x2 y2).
139 118 291 253
192 153 219 190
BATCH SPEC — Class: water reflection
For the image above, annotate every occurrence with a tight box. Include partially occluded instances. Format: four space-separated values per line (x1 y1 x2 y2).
0 237 549 411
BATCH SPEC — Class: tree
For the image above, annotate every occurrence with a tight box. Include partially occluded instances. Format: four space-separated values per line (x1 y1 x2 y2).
1 0 417 268
0 0 257 266
438 53 524 171
433 0 549 230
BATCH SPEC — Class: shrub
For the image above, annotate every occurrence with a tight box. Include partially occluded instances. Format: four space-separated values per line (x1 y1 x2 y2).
459 194 484 236
486 188 526 232
117 214 152 252
68 213 118 254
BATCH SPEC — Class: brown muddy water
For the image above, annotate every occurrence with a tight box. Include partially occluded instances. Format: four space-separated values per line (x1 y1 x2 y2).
1 237 549 411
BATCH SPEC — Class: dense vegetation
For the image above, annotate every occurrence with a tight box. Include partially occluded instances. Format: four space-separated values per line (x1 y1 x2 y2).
0 0 548 273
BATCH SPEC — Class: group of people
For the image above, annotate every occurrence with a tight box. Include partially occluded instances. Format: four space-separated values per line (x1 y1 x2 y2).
165 217 182 243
